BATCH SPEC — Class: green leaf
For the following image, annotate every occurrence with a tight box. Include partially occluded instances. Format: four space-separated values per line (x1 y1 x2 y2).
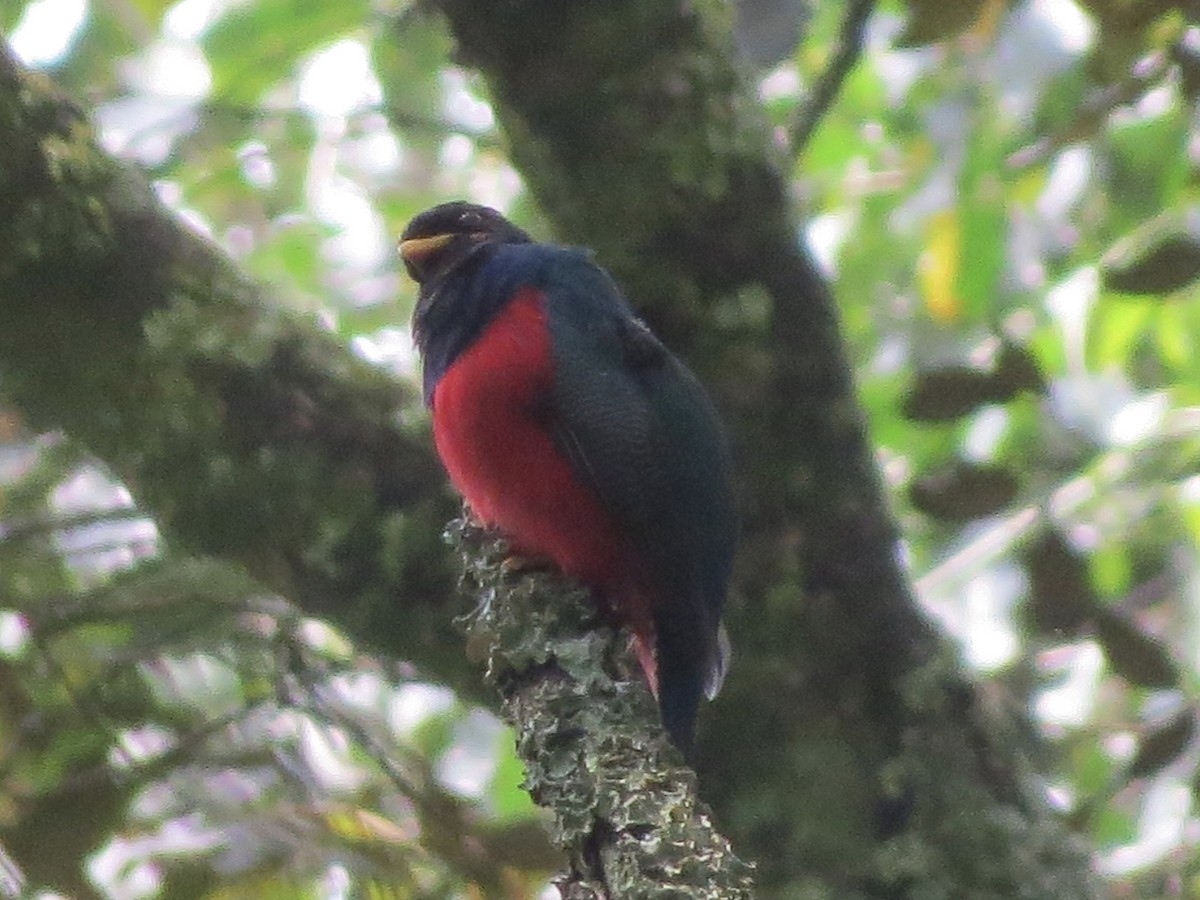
2 1 29 33
1088 299 1153 372
1101 215 1200 296
1105 108 1189 221
909 461 1019 521
203 0 370 106
1023 530 1097 636
895 0 989 47
955 115 1010 322
1129 711 1194 779
126 0 177 29
1028 64 1089 143
410 705 459 759
902 366 998 422
1153 301 1195 374
1088 543 1131 600
1068 736 1117 800
487 734 538 822
1094 609 1179 689
1088 796 1139 848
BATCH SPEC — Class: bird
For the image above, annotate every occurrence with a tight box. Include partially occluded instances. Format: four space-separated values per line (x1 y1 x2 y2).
399 201 735 753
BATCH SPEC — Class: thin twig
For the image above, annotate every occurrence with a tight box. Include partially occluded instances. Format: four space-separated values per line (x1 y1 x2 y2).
0 506 149 546
916 407 1200 598
278 628 550 892
790 0 877 155
0 840 25 900
1006 50 1171 171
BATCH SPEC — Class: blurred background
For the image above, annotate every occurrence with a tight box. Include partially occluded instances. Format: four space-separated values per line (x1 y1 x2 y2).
2 0 1200 896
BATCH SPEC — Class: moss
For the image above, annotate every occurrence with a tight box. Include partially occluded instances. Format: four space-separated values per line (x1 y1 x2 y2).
861 650 1099 900
0 46 477 697
0 71 116 279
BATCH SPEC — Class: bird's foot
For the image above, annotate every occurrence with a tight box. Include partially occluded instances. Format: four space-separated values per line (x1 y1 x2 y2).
500 553 555 576
630 634 659 699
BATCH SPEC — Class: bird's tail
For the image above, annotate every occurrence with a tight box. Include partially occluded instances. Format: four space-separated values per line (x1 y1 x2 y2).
654 611 729 756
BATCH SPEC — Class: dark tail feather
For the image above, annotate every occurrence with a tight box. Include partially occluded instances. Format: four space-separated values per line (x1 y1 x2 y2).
657 664 702 756
654 617 710 757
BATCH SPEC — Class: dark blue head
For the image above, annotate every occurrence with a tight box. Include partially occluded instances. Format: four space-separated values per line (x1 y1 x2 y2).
401 202 535 403
400 202 532 285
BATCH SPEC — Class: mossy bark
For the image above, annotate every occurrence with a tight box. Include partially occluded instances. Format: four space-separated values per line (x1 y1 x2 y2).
0 45 469 697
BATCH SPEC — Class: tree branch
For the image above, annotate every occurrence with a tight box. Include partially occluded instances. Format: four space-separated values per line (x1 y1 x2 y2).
451 521 754 897
0 840 24 900
0 43 473 695
789 0 877 155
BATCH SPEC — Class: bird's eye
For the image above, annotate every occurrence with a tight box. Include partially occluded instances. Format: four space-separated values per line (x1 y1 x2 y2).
459 211 481 227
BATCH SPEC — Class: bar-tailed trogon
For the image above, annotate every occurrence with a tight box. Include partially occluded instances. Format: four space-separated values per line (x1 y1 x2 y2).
400 201 735 753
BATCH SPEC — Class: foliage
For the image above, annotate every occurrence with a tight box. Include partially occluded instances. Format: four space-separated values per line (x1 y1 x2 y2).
2 0 1200 896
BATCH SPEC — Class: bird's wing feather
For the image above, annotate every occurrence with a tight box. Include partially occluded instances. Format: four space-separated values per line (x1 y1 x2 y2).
538 257 735 706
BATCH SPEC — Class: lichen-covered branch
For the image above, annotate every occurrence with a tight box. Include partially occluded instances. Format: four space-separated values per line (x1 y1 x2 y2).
451 520 754 898
0 44 471 694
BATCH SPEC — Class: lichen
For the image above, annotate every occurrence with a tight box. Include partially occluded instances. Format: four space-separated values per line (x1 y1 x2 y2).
450 520 755 897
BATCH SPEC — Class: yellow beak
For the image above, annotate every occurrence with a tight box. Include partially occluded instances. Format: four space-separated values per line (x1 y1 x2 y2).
398 232 454 261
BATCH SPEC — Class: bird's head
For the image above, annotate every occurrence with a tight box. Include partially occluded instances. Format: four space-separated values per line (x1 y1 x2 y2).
398 201 532 285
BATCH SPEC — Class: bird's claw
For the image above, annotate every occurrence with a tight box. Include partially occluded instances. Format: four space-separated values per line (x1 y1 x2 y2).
500 554 554 576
